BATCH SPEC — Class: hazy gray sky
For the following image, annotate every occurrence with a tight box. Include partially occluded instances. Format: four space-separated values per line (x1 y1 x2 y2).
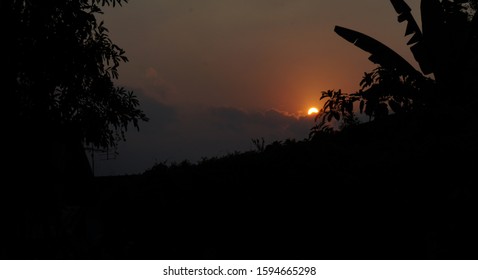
94 0 422 176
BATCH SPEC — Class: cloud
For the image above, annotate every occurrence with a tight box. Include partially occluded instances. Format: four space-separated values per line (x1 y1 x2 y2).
142 66 176 102
93 98 316 176
206 106 314 141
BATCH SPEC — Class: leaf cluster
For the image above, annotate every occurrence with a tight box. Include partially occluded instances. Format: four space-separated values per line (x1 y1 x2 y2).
312 67 435 135
311 89 359 134
357 67 434 118
6 0 147 149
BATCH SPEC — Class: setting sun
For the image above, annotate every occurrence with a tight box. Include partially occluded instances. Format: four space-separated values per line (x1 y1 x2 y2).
308 107 319 115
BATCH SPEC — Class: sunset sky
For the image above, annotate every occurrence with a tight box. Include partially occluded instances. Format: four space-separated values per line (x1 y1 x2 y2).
94 0 422 176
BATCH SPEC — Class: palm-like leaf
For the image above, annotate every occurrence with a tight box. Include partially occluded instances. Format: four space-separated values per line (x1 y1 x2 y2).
334 26 421 78
391 0 434 74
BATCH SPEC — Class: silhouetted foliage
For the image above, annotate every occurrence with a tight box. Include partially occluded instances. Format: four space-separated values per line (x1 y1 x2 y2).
311 89 359 133
357 67 434 117
251 137 266 152
415 0 478 95
2 1 148 256
314 0 477 133
312 68 435 134
4 0 147 150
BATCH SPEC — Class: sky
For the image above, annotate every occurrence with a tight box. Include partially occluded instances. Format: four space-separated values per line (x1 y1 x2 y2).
93 0 422 176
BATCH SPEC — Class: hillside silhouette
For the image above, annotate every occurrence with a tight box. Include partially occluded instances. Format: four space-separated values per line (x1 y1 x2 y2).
4 106 477 259
95 106 478 259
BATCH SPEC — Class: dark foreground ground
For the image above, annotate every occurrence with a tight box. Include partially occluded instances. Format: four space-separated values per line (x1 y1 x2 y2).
2 110 478 259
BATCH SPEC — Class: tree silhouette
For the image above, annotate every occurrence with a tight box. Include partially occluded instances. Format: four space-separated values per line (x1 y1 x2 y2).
314 0 477 131
393 0 477 97
4 0 147 179
337 0 477 89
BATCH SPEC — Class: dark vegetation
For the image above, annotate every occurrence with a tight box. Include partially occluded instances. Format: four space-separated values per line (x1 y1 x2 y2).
2 0 478 259
4 0 147 183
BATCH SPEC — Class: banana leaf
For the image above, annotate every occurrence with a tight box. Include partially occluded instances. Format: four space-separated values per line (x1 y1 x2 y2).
390 0 412 14
334 25 421 78
390 0 433 74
